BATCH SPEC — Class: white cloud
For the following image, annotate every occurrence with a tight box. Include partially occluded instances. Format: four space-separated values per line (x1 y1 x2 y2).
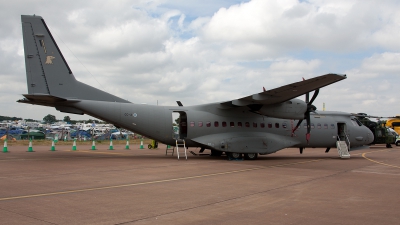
199 0 400 60
0 0 400 120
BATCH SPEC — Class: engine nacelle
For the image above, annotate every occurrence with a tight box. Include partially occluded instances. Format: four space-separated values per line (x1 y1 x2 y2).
257 99 307 120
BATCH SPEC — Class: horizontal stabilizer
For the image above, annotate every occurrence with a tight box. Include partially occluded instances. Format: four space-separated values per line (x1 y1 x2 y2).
17 94 81 107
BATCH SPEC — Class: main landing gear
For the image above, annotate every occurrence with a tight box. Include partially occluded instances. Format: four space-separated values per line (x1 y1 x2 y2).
226 152 258 160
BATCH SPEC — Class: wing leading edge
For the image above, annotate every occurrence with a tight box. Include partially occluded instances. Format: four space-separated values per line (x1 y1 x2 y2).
221 73 346 107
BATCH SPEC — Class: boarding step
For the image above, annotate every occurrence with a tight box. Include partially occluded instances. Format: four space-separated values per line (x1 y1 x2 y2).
336 141 350 159
175 139 187 160
165 145 175 156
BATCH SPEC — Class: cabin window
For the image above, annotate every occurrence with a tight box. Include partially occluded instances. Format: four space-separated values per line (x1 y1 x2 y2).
214 121 219 127
323 124 328 129
238 122 242 127
275 123 279 128
198 122 203 127
282 122 287 129
222 121 227 127
253 122 257 128
230 122 235 127
260 122 265 128
311 123 315 129
206 122 211 127
245 122 250 127
268 123 272 128
317 123 321 129
190 122 195 127
330 124 335 129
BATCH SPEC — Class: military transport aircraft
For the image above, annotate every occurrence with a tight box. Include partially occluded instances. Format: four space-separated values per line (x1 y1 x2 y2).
18 15 374 160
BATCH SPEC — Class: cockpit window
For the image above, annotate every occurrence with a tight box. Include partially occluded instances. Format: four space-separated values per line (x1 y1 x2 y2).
351 118 363 126
354 118 363 126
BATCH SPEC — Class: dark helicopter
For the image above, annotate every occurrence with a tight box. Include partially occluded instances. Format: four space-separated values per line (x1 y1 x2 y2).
353 113 397 148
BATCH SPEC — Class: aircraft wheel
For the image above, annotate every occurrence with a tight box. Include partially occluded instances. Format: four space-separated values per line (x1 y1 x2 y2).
148 144 152 149
386 143 392 148
244 153 258 160
228 152 242 159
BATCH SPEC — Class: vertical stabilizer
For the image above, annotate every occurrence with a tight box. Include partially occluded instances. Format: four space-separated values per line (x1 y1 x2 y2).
21 15 129 103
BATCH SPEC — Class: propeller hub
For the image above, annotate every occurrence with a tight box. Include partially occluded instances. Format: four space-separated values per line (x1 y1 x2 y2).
307 105 317 112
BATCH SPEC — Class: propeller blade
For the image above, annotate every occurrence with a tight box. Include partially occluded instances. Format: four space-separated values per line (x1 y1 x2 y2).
292 119 303 136
308 89 319 105
296 87 319 142
305 92 309 103
306 112 311 143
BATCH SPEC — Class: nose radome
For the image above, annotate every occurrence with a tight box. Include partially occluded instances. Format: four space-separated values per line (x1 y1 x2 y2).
366 129 374 145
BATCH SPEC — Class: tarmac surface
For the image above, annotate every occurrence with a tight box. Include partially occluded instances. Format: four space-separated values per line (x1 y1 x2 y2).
0 142 399 225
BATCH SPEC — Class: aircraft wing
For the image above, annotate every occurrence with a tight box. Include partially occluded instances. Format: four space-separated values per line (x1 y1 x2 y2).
221 73 346 107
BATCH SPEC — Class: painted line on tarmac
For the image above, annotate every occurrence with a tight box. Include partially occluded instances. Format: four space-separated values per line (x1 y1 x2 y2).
66 150 129 155
67 150 158 156
0 158 324 202
362 149 400 169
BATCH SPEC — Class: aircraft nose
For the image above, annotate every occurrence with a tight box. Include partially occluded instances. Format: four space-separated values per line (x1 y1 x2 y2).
366 128 374 145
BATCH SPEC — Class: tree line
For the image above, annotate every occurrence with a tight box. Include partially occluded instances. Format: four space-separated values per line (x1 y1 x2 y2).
0 115 35 122
43 114 104 125
1 114 103 125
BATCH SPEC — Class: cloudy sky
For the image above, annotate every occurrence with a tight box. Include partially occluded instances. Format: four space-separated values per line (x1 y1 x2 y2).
1 0 399 121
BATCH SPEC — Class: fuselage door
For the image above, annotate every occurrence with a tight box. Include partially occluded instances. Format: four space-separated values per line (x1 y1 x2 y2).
172 111 187 140
337 123 347 141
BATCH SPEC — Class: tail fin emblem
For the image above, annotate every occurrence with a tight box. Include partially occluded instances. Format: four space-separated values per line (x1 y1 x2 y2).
45 56 55 64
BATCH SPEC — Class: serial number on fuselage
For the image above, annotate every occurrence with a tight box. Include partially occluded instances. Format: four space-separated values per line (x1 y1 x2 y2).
124 113 137 117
